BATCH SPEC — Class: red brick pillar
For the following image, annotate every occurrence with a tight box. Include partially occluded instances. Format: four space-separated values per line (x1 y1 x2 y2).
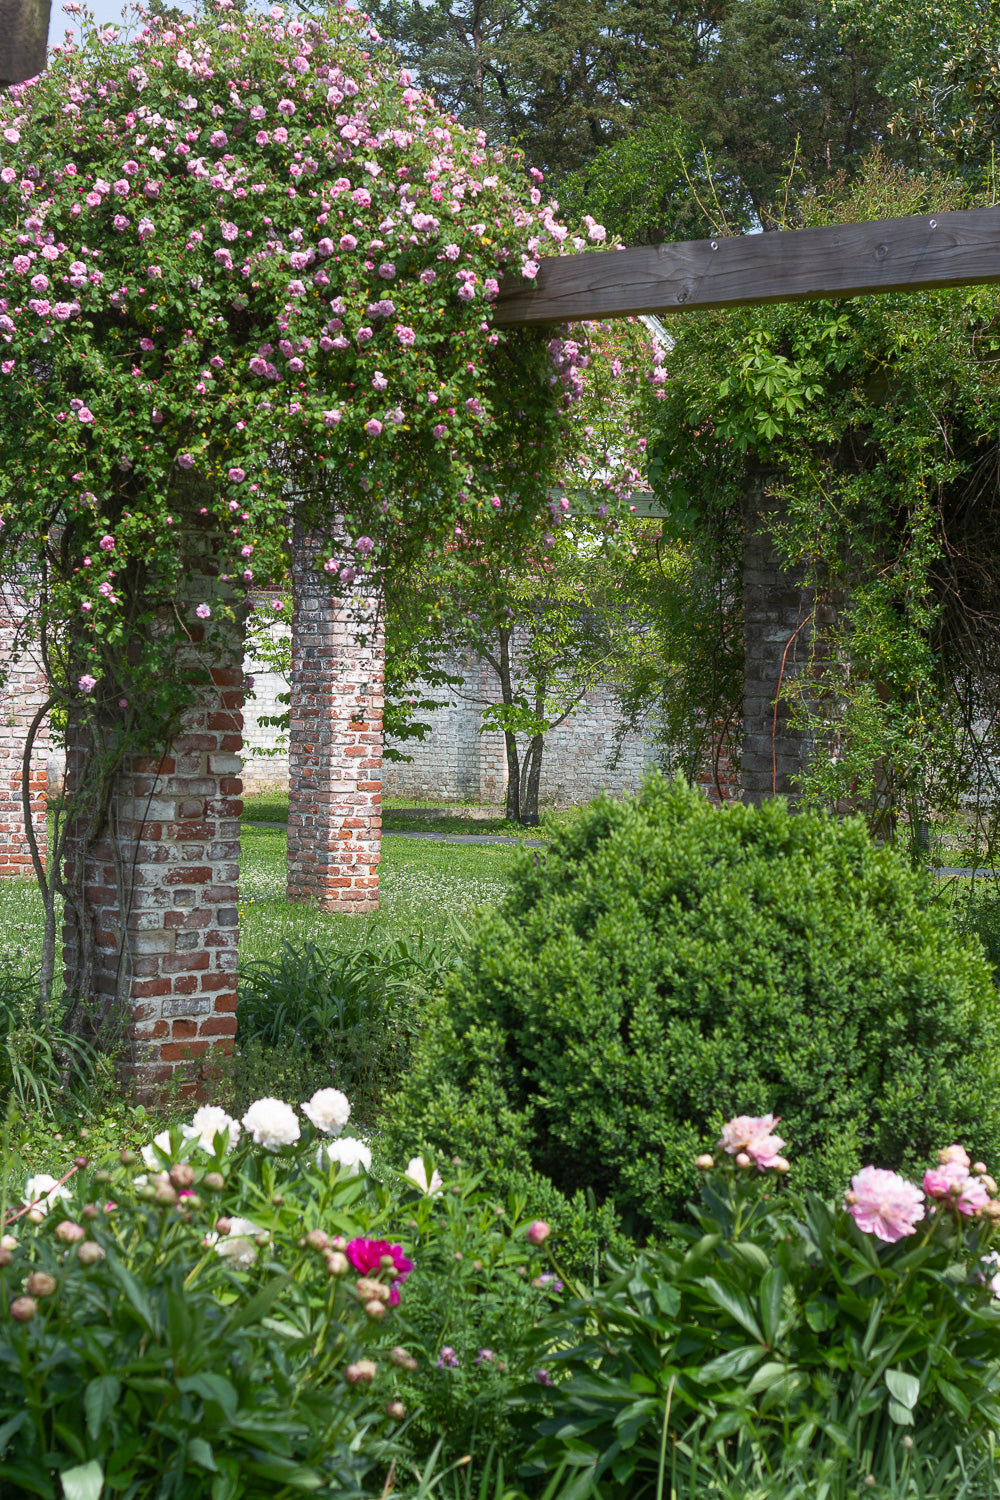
0 582 49 878
61 587 243 1097
287 527 383 911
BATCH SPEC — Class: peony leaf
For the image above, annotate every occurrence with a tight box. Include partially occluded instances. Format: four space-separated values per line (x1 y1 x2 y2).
60 1461 104 1500
885 1369 920 1410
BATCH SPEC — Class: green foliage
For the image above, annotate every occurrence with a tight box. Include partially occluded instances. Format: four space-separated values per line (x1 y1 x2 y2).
523 1153 1000 1498
236 938 449 1121
387 776 1000 1239
643 156 1000 836
0 969 93 1115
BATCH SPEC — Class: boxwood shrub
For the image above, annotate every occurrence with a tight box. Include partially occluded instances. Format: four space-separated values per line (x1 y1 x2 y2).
387 777 1000 1237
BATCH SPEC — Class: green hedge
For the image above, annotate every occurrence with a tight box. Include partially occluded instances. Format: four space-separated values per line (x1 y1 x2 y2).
387 777 1000 1236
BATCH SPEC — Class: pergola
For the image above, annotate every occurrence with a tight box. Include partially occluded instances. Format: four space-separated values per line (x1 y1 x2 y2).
492 207 1000 803
4 204 1000 1093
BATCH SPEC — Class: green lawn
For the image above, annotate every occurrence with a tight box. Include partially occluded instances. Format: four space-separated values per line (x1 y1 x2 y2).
3 817 525 981
243 788 587 841
238 821 525 964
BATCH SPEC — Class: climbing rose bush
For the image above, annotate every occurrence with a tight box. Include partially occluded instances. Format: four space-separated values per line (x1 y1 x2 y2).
0 0 597 697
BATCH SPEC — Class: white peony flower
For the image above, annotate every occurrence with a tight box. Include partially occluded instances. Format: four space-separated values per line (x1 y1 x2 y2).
319 1136 372 1176
301 1087 351 1136
405 1156 444 1197
141 1130 176 1169
242 1097 300 1151
23 1174 72 1215
188 1105 241 1154
204 1217 265 1269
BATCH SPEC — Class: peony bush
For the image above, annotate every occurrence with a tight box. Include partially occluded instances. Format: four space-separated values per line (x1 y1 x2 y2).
523 1117 1000 1498
0 1089 561 1494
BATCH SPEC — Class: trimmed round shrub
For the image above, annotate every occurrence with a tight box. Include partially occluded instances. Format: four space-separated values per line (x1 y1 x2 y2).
386 776 1000 1237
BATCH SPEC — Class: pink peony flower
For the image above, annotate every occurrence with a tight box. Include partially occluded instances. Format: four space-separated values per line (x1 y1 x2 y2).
847 1166 925 1243
365 419 383 437
939 1144 971 1170
98 535 114 550
924 1160 989 1215
195 603 211 619
717 1114 786 1170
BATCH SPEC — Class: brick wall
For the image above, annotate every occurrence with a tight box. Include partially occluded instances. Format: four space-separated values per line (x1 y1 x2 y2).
383 648 664 806
287 528 383 911
60 580 243 1098
0 582 48 877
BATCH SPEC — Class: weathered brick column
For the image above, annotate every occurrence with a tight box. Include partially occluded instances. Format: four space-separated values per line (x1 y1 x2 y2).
742 479 839 804
61 577 243 1097
287 527 383 911
0 582 49 877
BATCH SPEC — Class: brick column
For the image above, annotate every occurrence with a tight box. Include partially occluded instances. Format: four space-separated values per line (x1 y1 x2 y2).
287 527 383 911
0 582 48 877
741 480 839 805
61 585 243 1098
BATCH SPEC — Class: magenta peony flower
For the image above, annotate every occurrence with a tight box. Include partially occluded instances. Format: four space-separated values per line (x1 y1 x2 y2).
345 1237 414 1305
847 1166 925 1243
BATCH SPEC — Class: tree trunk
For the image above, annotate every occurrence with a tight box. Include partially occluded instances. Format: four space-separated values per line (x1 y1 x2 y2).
519 733 544 823
497 627 520 822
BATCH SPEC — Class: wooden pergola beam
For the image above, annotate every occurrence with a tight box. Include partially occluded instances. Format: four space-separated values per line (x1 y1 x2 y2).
493 208 1000 327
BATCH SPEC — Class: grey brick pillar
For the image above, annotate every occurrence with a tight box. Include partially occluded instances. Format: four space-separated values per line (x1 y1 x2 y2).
741 479 835 805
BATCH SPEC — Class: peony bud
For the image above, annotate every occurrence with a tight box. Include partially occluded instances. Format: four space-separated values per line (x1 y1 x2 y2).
365 1299 387 1319
345 1359 378 1385
76 1241 106 1266
81 1204 98 1220
153 1181 177 1207
0 1247 11 1267
55 1221 86 1245
305 1229 331 1252
974 1162 989 1175
9 1296 37 1322
0 1235 16 1250
983 1175 998 1195
526 1220 550 1245
735 1152 752 1169
772 1157 791 1174
202 1172 225 1193
695 1154 715 1171
215 1218 232 1236
386 1400 406 1420
169 1163 195 1190
119 1150 137 1166
26 1272 56 1298
325 1251 348 1276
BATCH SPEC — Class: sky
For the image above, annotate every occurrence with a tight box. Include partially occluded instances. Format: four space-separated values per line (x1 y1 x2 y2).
47 0 194 48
